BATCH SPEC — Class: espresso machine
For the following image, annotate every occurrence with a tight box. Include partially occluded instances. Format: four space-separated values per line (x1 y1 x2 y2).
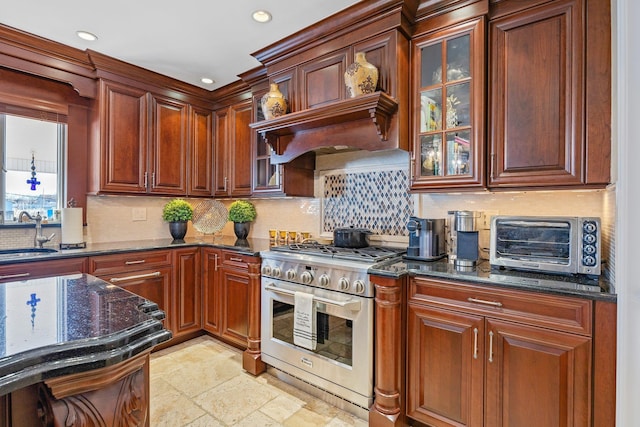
448 210 480 268
406 217 446 261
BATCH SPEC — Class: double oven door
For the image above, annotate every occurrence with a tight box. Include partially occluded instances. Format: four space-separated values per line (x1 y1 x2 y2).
261 277 374 408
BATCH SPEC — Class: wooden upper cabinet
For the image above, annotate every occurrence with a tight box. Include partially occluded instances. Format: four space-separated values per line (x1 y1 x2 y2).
251 85 315 197
298 48 349 109
214 99 253 197
410 16 486 191
488 0 609 188
188 106 214 196
149 95 188 195
92 79 209 196
96 80 148 194
230 100 253 196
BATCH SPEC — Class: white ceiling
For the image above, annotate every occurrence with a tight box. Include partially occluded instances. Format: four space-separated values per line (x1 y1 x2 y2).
1 0 361 91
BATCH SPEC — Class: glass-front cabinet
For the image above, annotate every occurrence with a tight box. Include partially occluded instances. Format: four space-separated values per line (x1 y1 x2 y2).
410 17 486 190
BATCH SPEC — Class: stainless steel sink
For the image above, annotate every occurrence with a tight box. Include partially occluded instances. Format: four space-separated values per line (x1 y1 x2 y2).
0 248 58 258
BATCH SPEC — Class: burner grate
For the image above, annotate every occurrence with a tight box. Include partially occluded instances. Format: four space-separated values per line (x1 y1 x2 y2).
271 243 405 263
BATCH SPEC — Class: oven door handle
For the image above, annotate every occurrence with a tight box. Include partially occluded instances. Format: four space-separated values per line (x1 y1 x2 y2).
264 284 361 311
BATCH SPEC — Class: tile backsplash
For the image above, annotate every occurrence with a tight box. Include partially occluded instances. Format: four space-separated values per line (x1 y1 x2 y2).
322 169 413 236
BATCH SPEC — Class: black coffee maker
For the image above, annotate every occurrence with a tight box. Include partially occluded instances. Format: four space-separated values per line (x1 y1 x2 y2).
406 216 446 261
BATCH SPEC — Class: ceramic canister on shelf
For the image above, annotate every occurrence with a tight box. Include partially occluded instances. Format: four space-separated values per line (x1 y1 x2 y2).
344 52 379 98
261 83 287 120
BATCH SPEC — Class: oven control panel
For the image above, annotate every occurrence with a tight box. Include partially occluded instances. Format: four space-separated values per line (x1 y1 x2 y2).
260 254 374 297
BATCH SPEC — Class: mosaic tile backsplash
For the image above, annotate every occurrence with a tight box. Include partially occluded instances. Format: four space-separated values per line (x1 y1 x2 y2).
322 169 412 236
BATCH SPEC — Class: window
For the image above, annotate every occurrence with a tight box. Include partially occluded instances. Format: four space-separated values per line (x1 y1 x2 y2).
0 109 67 224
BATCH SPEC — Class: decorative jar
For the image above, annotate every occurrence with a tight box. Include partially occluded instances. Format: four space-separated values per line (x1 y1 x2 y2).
261 83 287 120
344 52 379 98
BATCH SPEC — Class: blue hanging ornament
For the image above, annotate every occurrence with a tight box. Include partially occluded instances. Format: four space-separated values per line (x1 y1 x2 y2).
26 153 40 191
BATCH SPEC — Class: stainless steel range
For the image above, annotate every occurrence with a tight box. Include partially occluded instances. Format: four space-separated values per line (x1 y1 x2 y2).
260 243 404 418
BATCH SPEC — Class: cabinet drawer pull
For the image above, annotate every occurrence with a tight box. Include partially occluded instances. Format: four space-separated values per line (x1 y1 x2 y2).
467 297 503 307
488 331 494 363
0 272 30 280
110 271 161 283
125 260 146 265
473 327 478 360
229 257 243 263
215 254 219 271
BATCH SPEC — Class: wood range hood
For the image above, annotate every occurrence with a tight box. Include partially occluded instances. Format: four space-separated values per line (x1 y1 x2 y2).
249 91 400 164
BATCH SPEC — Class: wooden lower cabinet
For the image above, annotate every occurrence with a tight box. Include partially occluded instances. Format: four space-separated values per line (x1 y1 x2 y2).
407 276 594 427
0 257 87 283
201 249 264 374
89 250 173 335
202 247 222 335
219 264 251 347
172 247 201 338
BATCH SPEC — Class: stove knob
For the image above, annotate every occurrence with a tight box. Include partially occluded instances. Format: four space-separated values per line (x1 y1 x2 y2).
338 277 350 291
286 269 297 280
301 271 313 284
261 265 272 276
318 274 330 287
272 267 281 278
353 280 366 294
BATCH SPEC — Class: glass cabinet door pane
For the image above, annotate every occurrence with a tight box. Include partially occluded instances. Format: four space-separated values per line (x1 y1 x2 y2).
420 134 443 176
445 130 471 176
420 89 442 132
446 35 470 82
421 43 442 87
445 82 470 129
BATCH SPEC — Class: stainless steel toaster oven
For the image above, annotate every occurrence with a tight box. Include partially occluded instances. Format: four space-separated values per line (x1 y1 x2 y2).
490 216 602 276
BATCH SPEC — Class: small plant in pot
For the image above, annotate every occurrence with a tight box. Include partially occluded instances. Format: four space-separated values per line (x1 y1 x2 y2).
228 200 256 239
162 198 193 241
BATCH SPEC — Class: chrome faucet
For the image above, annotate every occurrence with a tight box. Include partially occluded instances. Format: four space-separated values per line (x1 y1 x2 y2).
18 211 55 248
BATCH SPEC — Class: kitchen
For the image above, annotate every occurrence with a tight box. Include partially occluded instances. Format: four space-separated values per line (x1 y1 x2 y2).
0 0 637 426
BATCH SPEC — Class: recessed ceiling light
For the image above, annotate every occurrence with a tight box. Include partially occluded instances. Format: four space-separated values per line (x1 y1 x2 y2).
201 77 215 85
76 30 98 41
252 10 272 23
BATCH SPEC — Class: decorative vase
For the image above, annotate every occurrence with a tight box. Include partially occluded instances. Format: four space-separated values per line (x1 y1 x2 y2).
169 221 188 241
233 222 251 239
261 83 287 120
344 52 379 98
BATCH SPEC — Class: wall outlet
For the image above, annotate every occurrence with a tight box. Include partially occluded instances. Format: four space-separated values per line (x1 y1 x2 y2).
132 207 147 221
480 210 498 229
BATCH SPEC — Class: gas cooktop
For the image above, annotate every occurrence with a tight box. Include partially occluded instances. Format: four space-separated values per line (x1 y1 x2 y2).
269 242 406 263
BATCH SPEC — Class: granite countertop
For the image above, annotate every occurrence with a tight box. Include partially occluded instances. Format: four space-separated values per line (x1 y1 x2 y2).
370 257 616 302
0 236 273 265
0 273 172 396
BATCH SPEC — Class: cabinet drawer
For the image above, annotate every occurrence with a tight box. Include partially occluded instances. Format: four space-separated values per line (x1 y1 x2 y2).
409 277 592 336
220 251 258 270
89 250 172 276
0 258 87 283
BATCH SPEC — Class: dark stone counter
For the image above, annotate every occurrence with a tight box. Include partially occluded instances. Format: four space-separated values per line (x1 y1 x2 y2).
0 236 272 265
0 273 172 396
370 257 616 302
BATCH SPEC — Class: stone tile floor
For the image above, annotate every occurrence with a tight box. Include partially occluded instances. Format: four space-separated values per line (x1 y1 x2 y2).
150 335 369 426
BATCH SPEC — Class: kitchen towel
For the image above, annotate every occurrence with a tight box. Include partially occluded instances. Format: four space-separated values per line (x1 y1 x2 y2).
61 208 83 244
293 291 317 351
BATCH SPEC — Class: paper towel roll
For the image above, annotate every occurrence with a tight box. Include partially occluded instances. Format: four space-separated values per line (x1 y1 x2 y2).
61 208 83 244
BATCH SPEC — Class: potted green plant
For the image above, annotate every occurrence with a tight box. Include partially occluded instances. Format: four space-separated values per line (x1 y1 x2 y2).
162 198 193 241
228 200 257 239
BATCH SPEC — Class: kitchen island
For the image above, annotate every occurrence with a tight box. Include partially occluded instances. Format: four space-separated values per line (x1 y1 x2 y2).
0 273 171 426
